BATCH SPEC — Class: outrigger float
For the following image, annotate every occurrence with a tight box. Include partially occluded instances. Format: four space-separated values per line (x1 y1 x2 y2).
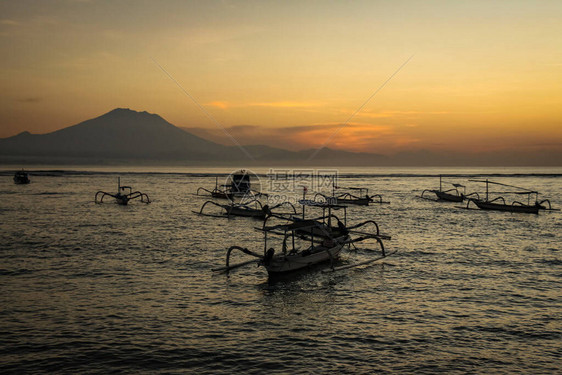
13 169 31 184
461 179 556 214
95 177 150 205
197 170 266 200
194 200 296 220
314 183 388 206
213 200 393 276
421 175 479 202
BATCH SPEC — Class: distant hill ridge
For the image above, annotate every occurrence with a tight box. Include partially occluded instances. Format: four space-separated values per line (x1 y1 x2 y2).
2 108 558 166
0 108 383 164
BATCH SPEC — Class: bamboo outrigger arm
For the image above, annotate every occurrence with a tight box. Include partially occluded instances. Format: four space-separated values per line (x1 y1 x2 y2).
459 198 478 209
95 191 110 203
94 190 150 204
347 220 381 237
211 246 263 273
463 192 480 200
197 200 224 215
368 193 386 204
269 201 297 215
537 199 553 210
196 187 214 196
128 191 150 203
225 246 262 271
488 196 506 205
420 189 436 200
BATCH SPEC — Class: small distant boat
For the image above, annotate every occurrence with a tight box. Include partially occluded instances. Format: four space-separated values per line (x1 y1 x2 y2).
197 179 234 200
95 177 150 205
314 182 388 206
197 170 266 200
13 170 30 184
421 175 478 202
464 179 554 214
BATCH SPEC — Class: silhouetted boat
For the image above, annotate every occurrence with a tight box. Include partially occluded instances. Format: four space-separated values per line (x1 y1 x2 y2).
464 179 554 214
95 177 150 205
13 170 30 184
197 170 266 200
421 175 478 202
214 198 391 276
470 199 539 214
194 199 296 220
314 183 388 206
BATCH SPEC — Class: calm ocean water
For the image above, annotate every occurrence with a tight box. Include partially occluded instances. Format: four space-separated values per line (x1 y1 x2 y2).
1 166 560 374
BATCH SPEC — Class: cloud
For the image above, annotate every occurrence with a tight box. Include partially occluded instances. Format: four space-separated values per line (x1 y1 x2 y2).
15 97 42 103
249 101 323 108
182 122 405 154
206 101 231 109
204 100 323 109
356 110 451 119
0 19 19 26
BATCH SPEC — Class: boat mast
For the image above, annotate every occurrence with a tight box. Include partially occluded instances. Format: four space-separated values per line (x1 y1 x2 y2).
302 187 307 219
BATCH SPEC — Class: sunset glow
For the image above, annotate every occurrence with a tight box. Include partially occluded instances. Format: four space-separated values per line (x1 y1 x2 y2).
1 1 561 161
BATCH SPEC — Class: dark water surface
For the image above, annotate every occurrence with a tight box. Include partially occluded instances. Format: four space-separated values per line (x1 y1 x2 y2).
1 167 560 374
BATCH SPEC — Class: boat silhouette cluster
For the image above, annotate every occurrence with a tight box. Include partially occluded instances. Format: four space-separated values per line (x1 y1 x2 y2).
195 170 393 278
11 168 557 281
420 175 556 214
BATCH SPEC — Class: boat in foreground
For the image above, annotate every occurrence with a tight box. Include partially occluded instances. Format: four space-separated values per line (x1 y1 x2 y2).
214 200 391 276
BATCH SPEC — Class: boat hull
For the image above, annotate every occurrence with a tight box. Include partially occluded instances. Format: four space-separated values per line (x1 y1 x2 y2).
434 190 463 202
212 191 233 199
13 173 30 184
473 200 539 214
335 197 371 206
225 206 265 218
265 238 347 274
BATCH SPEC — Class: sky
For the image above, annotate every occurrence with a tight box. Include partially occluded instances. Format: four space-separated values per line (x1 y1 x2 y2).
1 0 561 159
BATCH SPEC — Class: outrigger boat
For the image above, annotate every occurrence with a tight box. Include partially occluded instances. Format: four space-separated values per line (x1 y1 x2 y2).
314 183 388 206
95 177 150 205
13 169 30 184
213 200 392 276
194 200 296 220
197 170 266 200
463 179 555 214
196 177 235 200
421 175 479 202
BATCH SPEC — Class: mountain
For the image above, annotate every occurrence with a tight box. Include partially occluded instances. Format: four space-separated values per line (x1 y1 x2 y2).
0 108 386 165
0 108 230 161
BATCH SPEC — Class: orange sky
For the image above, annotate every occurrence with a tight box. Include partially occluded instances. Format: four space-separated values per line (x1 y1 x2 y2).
1 1 561 157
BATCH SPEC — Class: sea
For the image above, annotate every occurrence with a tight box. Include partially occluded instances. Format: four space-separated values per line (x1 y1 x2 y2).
1 166 560 374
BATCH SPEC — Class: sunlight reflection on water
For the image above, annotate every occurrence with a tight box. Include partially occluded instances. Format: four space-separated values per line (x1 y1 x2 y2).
0 167 560 373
